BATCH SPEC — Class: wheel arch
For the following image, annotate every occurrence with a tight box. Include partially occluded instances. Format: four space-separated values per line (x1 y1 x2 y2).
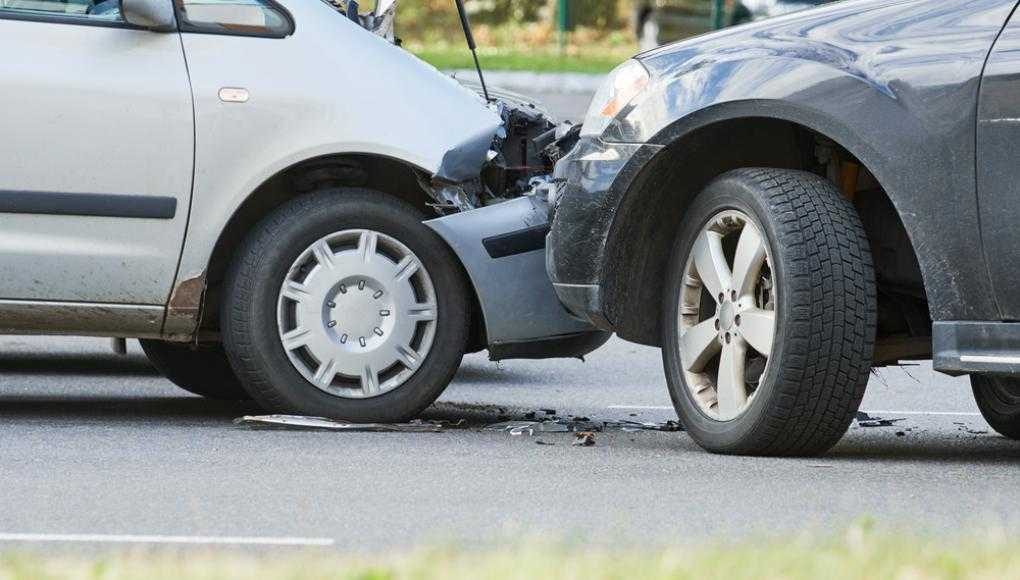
172 152 485 349
602 104 927 349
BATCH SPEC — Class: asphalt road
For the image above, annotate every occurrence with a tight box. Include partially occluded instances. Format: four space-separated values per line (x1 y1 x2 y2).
0 334 1016 551
0 91 1017 552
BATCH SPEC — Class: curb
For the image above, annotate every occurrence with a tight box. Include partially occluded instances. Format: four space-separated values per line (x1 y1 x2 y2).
444 69 604 95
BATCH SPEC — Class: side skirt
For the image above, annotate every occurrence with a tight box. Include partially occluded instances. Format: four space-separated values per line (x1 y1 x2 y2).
0 300 164 338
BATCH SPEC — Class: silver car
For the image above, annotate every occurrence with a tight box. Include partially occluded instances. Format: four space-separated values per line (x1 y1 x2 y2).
0 0 607 420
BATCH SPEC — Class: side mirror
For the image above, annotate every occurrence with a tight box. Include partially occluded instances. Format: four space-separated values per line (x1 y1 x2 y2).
120 0 176 31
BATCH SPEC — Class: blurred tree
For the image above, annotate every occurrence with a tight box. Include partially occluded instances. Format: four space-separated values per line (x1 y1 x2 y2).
467 0 546 23
569 0 621 28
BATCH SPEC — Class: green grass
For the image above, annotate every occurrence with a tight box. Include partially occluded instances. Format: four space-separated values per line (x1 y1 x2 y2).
408 44 636 74
6 525 1020 580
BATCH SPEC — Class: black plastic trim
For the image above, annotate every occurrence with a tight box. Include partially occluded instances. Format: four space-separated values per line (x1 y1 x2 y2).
488 331 612 361
0 9 144 29
482 224 549 259
0 191 177 219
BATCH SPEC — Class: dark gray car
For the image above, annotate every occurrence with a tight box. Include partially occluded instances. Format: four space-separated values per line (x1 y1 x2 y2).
548 0 1020 455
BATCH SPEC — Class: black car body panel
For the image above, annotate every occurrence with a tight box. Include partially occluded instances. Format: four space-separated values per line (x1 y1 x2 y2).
550 0 1019 339
978 17 1020 320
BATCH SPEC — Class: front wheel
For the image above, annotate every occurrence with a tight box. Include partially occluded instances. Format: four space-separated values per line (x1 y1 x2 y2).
221 188 469 422
972 375 1020 439
661 168 876 456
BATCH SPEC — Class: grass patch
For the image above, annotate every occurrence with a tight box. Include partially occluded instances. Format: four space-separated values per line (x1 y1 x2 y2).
409 44 635 74
5 525 1020 579
403 23 639 74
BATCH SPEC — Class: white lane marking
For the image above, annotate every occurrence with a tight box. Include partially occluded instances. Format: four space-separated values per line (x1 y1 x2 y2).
608 405 981 417
859 411 981 417
608 405 673 410
0 533 334 546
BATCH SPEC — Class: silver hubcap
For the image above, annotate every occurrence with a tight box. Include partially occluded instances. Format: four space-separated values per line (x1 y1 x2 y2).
276 229 438 399
678 210 777 421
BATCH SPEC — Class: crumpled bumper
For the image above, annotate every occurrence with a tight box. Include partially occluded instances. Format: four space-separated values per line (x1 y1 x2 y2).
426 195 610 361
546 136 662 329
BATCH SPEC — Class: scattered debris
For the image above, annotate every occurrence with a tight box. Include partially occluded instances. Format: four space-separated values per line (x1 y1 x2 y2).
573 432 596 447
235 415 444 432
954 422 989 435
236 410 684 443
485 416 682 436
896 431 906 437
855 411 906 428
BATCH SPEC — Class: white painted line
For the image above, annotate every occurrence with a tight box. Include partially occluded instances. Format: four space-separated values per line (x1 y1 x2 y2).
608 405 981 417
859 410 981 417
0 533 335 547
608 405 674 411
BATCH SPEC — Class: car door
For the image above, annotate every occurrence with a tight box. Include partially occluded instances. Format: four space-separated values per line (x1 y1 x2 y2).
977 4 1020 320
0 1 193 308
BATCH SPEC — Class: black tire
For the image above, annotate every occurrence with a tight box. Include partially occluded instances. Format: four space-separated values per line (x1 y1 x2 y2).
221 188 469 422
661 168 876 456
972 374 1020 439
139 339 250 400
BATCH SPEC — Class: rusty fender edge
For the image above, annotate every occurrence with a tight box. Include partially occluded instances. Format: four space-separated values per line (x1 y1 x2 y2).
162 271 207 341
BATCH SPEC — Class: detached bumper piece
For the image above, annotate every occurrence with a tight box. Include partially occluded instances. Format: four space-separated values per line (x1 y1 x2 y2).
426 196 610 361
934 321 1020 376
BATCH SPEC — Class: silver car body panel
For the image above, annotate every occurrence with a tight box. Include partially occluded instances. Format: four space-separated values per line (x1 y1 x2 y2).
0 20 194 304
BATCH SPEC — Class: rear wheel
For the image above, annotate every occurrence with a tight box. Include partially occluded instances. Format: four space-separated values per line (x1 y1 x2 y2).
221 188 469 422
139 339 249 400
661 168 876 456
972 375 1020 439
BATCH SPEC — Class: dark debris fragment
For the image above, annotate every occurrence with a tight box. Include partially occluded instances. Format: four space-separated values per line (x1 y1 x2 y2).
855 411 906 428
485 415 683 436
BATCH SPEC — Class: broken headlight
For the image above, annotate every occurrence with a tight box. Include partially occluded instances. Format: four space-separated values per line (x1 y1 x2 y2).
580 59 650 138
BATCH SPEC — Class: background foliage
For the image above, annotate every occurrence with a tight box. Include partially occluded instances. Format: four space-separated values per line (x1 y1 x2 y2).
396 0 637 72
398 0 630 44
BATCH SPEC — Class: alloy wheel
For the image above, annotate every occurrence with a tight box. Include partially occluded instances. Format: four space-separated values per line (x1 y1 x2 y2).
677 210 777 421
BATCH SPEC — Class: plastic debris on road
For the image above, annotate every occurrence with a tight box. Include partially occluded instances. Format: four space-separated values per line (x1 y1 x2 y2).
234 415 445 432
485 416 682 436
855 411 906 428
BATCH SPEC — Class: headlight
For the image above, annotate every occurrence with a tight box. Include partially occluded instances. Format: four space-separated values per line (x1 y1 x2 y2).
580 59 650 138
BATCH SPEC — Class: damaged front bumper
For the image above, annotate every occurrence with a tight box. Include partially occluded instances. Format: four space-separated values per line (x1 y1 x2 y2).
415 83 609 361
427 195 610 361
546 136 663 329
